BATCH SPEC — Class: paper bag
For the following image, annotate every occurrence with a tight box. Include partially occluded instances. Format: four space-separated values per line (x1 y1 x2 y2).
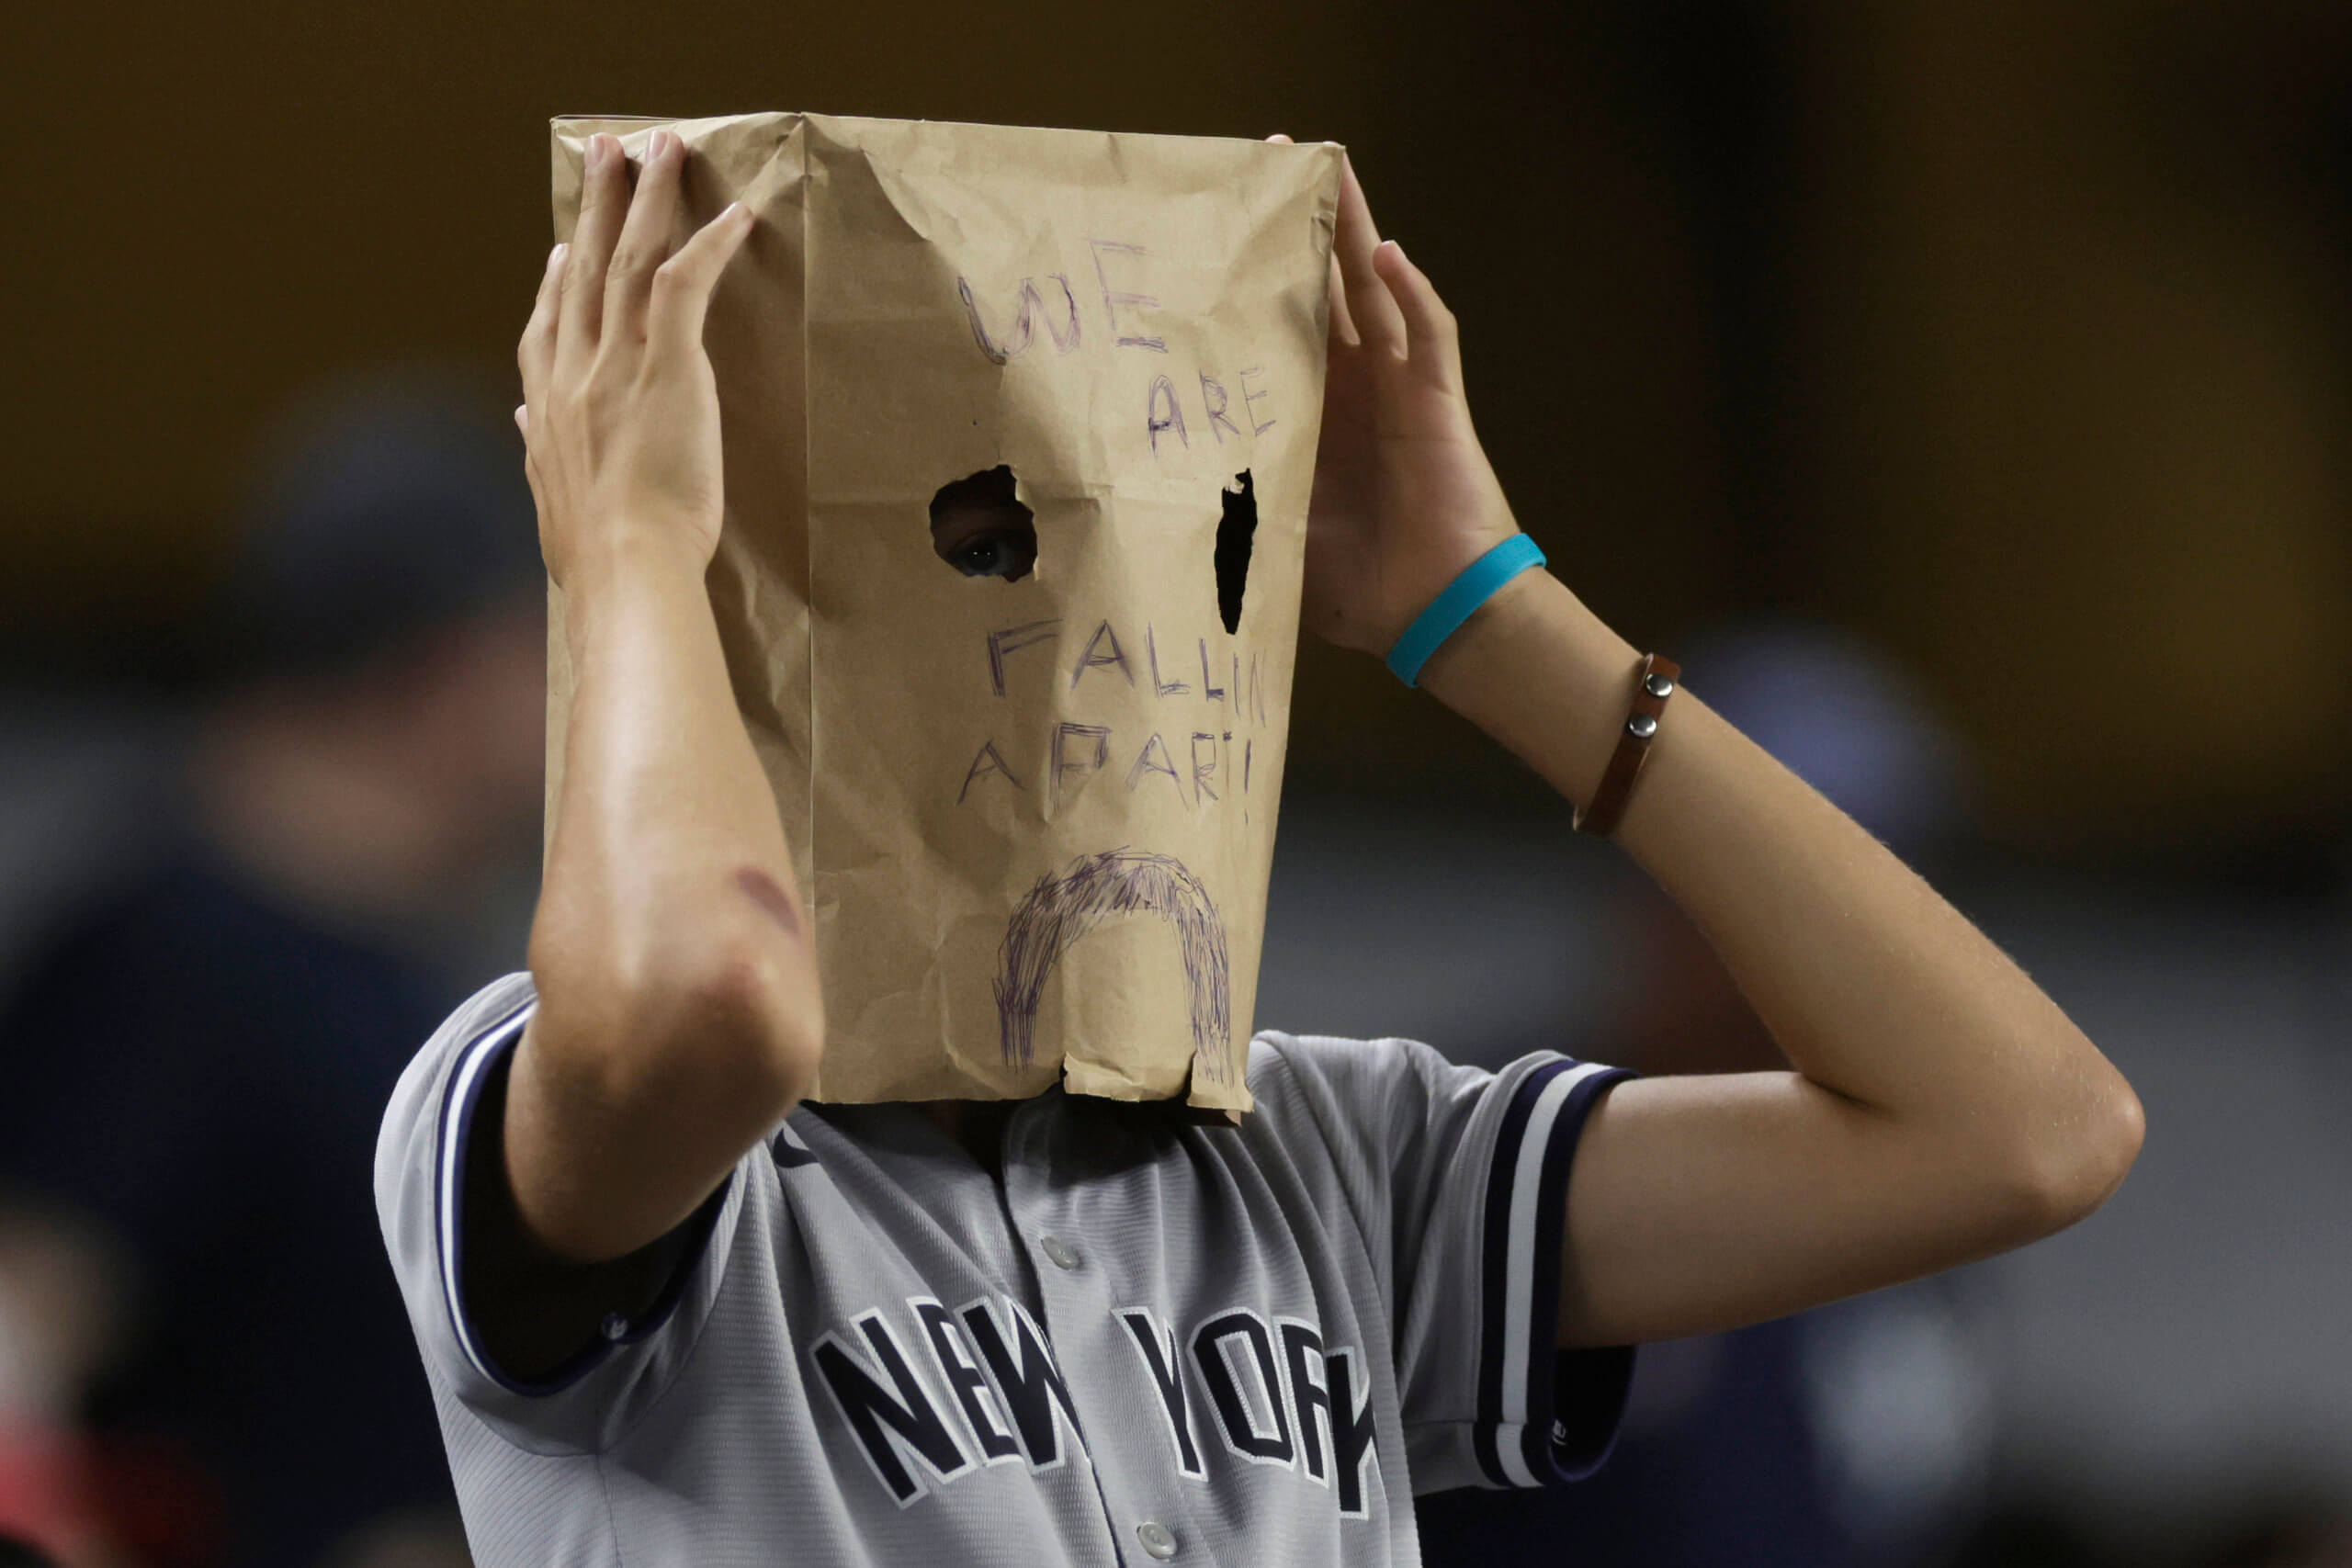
547 113 1340 1111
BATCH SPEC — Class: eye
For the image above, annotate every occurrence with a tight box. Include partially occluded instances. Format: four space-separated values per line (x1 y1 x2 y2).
929 465 1038 583
947 530 1037 580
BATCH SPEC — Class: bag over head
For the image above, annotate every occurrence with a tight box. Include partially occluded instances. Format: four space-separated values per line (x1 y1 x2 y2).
547 112 1341 1111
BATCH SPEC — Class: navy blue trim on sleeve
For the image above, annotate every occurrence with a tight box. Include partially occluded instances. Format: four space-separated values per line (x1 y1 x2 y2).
1470 1058 1637 1488
433 1000 732 1397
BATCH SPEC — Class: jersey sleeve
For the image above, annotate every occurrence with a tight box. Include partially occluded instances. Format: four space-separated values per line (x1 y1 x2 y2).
1247 1032 1637 1495
373 973 750 1455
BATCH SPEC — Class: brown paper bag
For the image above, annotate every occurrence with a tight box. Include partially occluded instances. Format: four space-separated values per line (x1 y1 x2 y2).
547 113 1340 1111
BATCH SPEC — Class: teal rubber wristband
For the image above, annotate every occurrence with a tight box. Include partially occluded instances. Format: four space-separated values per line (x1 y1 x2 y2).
1384 534 1548 687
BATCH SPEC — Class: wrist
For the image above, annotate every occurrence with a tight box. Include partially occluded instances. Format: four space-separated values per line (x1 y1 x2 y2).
1381 532 1542 683
1363 513 1521 658
1416 570 1638 807
556 526 721 660
558 524 715 597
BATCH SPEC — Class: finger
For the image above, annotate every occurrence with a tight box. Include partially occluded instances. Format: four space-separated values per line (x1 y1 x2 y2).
517 242 567 400
1373 240 1461 390
1333 154 1407 351
1266 132 1294 144
1324 252 1359 349
646 201 757 358
558 134 628 362
515 407 547 508
604 128 686 346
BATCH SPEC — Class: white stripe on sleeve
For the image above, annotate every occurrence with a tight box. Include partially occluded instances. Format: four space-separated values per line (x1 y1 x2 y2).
1494 1059 1611 1487
436 1000 536 1386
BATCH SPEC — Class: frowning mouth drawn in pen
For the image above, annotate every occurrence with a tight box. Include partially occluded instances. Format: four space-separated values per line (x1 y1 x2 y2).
994 849 1232 1082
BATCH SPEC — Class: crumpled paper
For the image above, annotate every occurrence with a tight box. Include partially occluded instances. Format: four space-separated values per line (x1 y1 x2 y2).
547 113 1340 1111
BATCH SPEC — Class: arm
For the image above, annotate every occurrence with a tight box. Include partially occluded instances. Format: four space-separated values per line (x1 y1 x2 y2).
508 130 821 1268
1297 148 2143 1348
1426 576 2141 1344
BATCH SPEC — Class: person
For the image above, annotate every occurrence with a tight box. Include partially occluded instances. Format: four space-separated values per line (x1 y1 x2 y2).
0 380 545 1568
376 128 2143 1564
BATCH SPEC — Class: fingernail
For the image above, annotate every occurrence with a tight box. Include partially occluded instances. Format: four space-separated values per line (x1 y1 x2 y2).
547 242 566 271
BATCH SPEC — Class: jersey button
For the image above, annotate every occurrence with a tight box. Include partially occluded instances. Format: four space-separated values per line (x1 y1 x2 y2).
1135 1521 1179 1560
1038 1234 1081 1270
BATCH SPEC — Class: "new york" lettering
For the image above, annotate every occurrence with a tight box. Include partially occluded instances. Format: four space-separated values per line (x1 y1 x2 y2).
810 1295 1381 1517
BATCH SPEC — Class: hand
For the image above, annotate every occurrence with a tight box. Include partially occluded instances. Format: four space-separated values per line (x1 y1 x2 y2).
1283 141 1521 657
516 129 757 587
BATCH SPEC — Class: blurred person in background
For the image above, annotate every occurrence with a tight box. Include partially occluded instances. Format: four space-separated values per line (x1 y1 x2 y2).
1420 622 1987 1568
0 1190 126 1567
0 378 544 1568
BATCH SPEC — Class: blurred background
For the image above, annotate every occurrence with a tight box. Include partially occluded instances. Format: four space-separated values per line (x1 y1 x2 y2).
4 0 2349 1564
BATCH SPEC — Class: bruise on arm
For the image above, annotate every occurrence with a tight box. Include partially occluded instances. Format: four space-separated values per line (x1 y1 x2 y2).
734 865 805 940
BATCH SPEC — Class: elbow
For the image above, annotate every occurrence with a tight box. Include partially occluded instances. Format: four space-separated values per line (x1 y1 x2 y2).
535 931 826 1123
662 942 828 1111
1996 1053 2145 1243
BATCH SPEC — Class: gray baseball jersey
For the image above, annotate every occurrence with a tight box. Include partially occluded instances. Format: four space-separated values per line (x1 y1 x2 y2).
377 973 1636 1566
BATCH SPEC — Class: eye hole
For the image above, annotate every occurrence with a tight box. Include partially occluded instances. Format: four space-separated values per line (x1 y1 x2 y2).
930 465 1038 582
1214 468 1256 634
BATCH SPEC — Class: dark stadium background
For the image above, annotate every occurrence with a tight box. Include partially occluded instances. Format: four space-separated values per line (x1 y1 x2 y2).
3 2 2348 1565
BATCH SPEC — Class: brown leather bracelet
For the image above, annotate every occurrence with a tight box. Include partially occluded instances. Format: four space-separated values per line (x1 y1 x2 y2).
1573 653 1680 837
